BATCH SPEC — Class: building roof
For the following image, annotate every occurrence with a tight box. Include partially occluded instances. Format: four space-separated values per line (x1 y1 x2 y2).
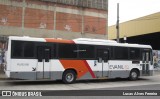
108 12 160 39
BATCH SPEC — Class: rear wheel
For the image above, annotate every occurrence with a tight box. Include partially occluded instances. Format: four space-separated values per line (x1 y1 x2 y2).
129 70 139 81
62 70 76 84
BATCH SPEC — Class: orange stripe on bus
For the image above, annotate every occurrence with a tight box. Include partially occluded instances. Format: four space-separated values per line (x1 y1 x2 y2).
45 38 74 44
60 60 95 79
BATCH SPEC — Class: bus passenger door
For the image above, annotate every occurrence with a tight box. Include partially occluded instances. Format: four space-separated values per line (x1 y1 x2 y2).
37 46 51 79
96 49 109 78
142 51 150 75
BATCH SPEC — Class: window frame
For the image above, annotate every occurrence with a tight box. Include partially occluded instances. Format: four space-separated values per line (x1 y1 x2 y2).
129 47 141 60
77 44 96 60
113 46 129 60
57 43 78 59
11 40 36 59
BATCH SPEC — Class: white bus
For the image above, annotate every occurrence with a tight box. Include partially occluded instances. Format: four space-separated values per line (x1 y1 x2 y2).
4 36 153 83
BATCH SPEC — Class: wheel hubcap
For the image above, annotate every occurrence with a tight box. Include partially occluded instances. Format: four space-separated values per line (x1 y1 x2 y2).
66 73 74 82
131 72 137 78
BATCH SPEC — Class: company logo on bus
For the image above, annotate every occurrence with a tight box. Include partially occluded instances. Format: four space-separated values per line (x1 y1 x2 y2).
109 65 129 70
109 65 124 69
17 63 29 66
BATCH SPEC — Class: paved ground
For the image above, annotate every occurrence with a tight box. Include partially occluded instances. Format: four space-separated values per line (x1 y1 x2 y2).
98 84 160 90
0 70 160 99
0 85 160 99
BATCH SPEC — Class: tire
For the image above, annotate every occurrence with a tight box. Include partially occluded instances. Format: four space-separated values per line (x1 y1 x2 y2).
129 70 139 81
62 70 76 84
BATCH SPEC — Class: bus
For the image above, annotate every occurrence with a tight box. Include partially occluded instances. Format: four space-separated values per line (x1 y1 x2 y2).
4 36 153 84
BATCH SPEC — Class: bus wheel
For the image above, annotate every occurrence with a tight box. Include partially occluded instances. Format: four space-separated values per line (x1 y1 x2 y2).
129 70 139 81
62 70 76 84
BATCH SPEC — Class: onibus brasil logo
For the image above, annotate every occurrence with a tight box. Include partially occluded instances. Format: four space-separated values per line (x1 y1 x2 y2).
1 91 42 96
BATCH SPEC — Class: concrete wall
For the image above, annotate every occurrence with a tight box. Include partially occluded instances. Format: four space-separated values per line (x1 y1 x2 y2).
0 0 108 39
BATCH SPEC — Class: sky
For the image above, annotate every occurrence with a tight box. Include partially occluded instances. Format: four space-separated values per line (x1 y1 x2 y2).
108 0 160 26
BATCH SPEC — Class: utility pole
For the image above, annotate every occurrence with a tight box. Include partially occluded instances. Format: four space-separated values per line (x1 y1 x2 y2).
22 0 26 34
53 4 57 38
81 8 84 38
116 3 120 43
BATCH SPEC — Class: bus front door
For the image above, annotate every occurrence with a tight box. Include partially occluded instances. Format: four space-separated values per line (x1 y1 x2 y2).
142 51 150 76
37 46 51 79
96 49 109 78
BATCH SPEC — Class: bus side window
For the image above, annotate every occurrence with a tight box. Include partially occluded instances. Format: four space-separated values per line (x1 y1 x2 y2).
129 48 141 60
114 47 128 60
79 45 95 59
103 50 109 62
11 41 35 59
58 44 77 59
97 49 109 62
37 47 43 62
97 49 103 63
24 42 35 58
11 41 24 58
44 48 51 62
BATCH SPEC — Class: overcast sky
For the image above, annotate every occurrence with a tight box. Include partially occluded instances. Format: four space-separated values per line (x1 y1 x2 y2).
108 0 160 26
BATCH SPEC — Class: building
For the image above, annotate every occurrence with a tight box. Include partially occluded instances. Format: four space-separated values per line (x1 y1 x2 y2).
109 12 160 50
0 0 108 39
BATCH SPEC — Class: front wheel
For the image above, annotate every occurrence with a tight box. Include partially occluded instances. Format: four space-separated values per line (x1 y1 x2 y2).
129 70 139 81
62 70 76 84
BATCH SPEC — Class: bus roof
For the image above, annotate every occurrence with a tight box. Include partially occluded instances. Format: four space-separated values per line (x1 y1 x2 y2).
8 36 152 49
73 38 152 49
